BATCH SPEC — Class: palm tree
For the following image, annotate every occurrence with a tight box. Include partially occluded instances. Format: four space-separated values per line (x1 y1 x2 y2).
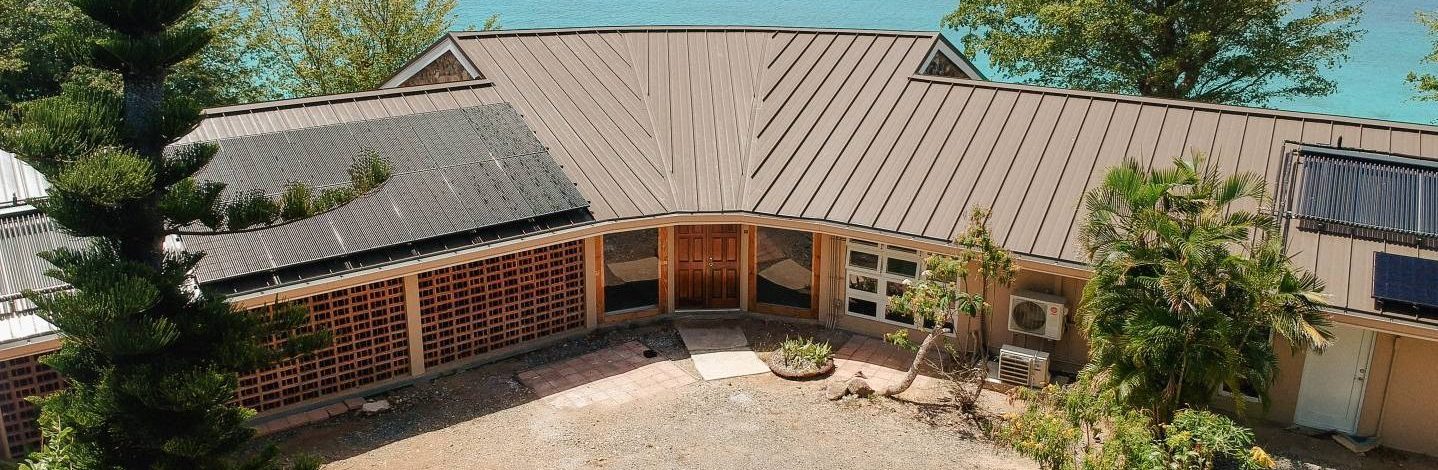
1077 155 1331 425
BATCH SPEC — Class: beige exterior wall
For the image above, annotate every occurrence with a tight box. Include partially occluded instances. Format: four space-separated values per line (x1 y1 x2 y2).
1370 336 1438 455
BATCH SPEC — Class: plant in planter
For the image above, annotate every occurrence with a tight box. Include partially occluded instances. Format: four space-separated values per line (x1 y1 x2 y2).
767 337 835 379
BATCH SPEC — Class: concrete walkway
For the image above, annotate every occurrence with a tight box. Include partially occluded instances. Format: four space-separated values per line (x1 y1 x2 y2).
676 322 770 380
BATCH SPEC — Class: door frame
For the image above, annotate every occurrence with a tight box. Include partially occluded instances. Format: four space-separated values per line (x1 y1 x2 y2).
1294 323 1375 434
670 224 746 311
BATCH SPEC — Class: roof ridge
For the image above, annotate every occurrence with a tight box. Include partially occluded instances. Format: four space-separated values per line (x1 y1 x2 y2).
202 79 496 117
451 25 940 38
909 74 1438 135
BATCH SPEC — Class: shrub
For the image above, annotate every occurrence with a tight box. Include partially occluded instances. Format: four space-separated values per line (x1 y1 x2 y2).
996 380 1274 470
777 337 833 371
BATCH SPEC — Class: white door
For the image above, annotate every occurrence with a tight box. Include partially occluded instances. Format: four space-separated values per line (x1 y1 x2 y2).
1294 324 1375 434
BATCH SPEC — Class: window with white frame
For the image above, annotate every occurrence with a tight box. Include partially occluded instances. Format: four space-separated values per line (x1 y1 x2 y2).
845 240 923 327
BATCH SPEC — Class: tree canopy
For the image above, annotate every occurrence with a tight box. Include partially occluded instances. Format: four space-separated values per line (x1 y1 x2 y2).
942 0 1365 105
1076 156 1331 424
1411 11 1438 103
0 0 270 110
2 0 388 466
239 0 490 97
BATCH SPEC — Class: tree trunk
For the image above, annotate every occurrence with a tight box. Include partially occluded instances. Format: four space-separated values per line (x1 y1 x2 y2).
124 74 166 157
876 325 944 396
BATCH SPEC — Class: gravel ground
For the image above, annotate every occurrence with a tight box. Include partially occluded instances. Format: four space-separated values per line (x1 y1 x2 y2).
258 318 1032 469
256 318 1438 470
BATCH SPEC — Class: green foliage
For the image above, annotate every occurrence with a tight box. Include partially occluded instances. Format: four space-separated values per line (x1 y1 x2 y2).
942 0 1365 105
776 337 833 370
0 0 387 467
874 209 1017 397
0 0 271 110
1411 11 1438 103
889 209 1018 362
238 0 463 96
1076 155 1330 424
997 381 1274 470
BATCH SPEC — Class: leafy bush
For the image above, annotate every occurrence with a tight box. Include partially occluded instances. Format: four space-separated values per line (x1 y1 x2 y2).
996 381 1274 470
776 337 833 371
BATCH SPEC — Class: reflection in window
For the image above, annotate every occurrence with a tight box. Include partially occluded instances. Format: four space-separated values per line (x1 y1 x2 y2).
755 228 813 309
603 229 659 312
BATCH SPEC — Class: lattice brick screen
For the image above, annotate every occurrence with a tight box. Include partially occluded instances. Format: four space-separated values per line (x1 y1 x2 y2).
237 278 411 412
0 352 63 459
418 241 586 368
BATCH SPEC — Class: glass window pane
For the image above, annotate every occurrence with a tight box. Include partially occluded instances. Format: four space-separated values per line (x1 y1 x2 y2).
755 228 813 309
848 250 879 270
885 305 914 325
888 245 918 254
603 229 659 312
885 280 908 297
848 274 877 293
847 297 877 317
886 257 918 277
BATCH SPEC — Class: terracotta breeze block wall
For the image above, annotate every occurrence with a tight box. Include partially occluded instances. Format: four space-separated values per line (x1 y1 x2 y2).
0 353 63 458
237 278 411 413
418 241 586 368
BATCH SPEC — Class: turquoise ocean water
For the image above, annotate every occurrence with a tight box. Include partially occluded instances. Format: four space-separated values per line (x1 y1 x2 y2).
456 0 1438 125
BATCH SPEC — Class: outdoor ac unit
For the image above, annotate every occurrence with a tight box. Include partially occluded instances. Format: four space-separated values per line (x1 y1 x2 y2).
1008 291 1067 341
998 345 1051 388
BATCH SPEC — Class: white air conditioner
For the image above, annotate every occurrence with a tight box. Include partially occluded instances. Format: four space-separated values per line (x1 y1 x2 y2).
1008 291 1067 341
998 345 1051 388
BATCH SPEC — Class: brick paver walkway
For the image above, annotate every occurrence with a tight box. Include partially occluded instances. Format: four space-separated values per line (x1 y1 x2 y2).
833 336 941 389
517 341 696 409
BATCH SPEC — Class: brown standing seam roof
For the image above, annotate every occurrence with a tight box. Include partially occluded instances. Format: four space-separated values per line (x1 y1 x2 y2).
436 26 1438 320
8 26 1438 324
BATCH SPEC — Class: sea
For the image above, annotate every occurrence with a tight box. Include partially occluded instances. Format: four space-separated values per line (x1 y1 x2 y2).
457 0 1438 125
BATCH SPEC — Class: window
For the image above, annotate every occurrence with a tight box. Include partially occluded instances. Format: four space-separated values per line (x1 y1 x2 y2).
755 228 813 309
603 229 659 312
845 240 923 327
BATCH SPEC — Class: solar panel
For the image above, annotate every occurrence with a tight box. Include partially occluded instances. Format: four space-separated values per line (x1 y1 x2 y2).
1297 149 1438 238
184 103 590 283
1373 252 1438 310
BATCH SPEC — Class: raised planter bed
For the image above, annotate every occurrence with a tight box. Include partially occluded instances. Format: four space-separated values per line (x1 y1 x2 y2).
766 352 835 380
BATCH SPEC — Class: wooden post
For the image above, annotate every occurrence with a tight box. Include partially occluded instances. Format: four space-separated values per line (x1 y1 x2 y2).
0 399 11 460
740 225 754 311
811 232 824 318
659 226 674 314
584 236 602 328
402 274 426 377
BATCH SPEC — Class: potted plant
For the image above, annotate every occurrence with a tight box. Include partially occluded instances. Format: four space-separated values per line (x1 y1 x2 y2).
767 337 835 379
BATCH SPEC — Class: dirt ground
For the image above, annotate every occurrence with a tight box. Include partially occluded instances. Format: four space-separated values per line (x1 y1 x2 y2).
257 318 1438 470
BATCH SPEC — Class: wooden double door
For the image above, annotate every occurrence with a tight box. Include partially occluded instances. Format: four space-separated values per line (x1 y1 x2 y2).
675 224 741 309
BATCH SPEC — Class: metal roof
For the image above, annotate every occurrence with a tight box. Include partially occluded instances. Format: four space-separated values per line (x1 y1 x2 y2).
185 103 589 285
4 25 1438 339
0 150 47 209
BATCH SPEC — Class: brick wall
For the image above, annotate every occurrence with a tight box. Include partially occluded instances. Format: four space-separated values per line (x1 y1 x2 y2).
0 240 591 457
0 353 63 459
237 278 411 412
418 241 587 368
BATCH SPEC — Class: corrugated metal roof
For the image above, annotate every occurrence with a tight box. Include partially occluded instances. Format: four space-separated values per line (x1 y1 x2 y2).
0 150 48 208
0 211 83 343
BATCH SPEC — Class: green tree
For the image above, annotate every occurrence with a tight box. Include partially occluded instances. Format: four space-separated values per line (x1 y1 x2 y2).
1076 156 1331 425
2 0 389 467
941 0 1365 105
876 208 1017 397
240 0 497 97
0 0 270 109
1410 11 1438 102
